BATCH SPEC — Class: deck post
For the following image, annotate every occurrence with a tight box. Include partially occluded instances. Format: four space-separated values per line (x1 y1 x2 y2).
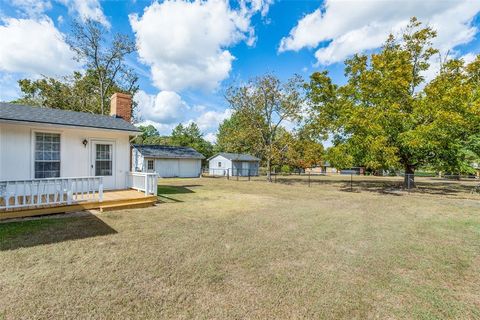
98 178 104 202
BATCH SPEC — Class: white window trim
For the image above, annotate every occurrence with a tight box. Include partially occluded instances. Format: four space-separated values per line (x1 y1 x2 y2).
147 159 155 171
30 129 63 179
89 139 117 187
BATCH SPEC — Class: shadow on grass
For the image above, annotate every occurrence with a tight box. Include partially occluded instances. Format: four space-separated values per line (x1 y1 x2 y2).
156 185 199 203
272 176 476 197
0 213 117 251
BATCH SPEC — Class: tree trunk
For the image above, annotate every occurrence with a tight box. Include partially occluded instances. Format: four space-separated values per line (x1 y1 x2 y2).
404 164 415 189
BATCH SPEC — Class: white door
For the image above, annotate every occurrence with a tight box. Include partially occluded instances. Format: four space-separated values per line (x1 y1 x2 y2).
91 141 116 190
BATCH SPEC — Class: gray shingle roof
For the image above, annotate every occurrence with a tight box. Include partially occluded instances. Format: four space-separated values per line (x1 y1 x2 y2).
209 152 260 161
0 102 140 133
134 145 205 159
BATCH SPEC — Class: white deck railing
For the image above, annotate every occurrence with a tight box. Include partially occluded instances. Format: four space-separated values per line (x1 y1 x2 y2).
127 172 158 195
0 177 103 210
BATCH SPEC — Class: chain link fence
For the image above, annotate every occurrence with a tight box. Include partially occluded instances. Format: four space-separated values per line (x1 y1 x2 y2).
202 168 480 198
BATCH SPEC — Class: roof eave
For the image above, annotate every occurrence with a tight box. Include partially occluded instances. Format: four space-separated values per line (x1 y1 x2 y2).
0 118 140 134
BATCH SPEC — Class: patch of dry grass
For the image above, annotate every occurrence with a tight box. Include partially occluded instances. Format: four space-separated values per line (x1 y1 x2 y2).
1 178 479 319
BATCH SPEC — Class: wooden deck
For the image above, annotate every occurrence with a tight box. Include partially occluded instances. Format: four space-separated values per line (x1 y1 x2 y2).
0 189 158 221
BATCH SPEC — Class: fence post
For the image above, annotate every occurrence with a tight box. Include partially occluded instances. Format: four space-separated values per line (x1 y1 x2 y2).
350 173 353 192
248 169 251 181
308 171 311 187
227 169 229 180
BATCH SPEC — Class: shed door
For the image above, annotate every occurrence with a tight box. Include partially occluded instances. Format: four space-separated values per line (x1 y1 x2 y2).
155 159 178 178
178 159 201 177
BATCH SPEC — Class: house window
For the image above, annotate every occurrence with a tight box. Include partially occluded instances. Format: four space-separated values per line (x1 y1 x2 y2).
147 159 154 171
218 162 222 167
35 132 60 178
95 144 112 176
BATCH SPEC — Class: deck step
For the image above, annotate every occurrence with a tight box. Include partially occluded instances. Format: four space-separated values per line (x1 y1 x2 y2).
99 199 156 212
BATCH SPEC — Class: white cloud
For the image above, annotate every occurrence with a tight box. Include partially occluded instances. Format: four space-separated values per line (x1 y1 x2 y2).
135 119 177 136
135 90 190 124
0 73 21 102
57 0 110 27
461 52 478 64
10 0 108 26
134 90 232 141
204 132 217 143
279 0 480 65
0 17 78 76
129 0 270 92
11 0 52 17
195 109 232 131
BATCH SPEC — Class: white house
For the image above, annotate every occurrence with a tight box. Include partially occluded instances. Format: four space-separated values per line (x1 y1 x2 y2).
0 93 139 190
208 153 260 176
0 93 159 218
132 145 204 178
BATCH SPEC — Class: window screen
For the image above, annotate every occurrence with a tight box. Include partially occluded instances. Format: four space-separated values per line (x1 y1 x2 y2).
95 144 112 176
35 132 60 178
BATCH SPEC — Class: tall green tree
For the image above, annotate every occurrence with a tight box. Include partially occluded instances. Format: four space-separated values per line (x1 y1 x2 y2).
216 111 263 156
225 74 305 181
67 19 138 115
306 17 479 187
170 123 214 159
14 19 138 116
14 69 137 115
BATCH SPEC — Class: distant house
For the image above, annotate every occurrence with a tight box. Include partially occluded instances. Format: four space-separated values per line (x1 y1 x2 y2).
306 161 338 174
208 153 260 176
132 145 205 178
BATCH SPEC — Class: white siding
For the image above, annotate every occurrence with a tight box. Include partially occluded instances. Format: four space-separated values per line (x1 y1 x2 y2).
0 122 132 190
208 155 259 176
132 148 144 172
154 158 201 178
208 155 231 175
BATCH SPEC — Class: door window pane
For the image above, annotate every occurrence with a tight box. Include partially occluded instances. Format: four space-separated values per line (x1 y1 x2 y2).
95 144 112 176
35 132 60 178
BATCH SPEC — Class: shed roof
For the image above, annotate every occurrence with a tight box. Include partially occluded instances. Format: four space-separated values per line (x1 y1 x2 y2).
133 145 205 159
208 152 260 162
0 102 140 133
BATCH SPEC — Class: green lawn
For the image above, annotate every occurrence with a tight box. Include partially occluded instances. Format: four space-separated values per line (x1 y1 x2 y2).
1 178 479 319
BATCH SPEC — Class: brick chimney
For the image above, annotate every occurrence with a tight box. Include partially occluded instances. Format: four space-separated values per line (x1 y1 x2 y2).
110 92 132 122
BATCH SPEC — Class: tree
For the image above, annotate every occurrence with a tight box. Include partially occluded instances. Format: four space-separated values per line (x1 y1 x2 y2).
170 123 214 159
306 17 478 188
269 129 324 171
225 74 305 181
67 19 138 115
14 69 137 115
134 125 164 145
216 111 263 156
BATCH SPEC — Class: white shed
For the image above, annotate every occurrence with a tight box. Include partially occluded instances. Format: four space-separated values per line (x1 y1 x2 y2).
132 145 205 178
208 153 260 176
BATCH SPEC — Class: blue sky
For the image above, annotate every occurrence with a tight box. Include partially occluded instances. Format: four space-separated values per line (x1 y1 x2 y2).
1 0 479 142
